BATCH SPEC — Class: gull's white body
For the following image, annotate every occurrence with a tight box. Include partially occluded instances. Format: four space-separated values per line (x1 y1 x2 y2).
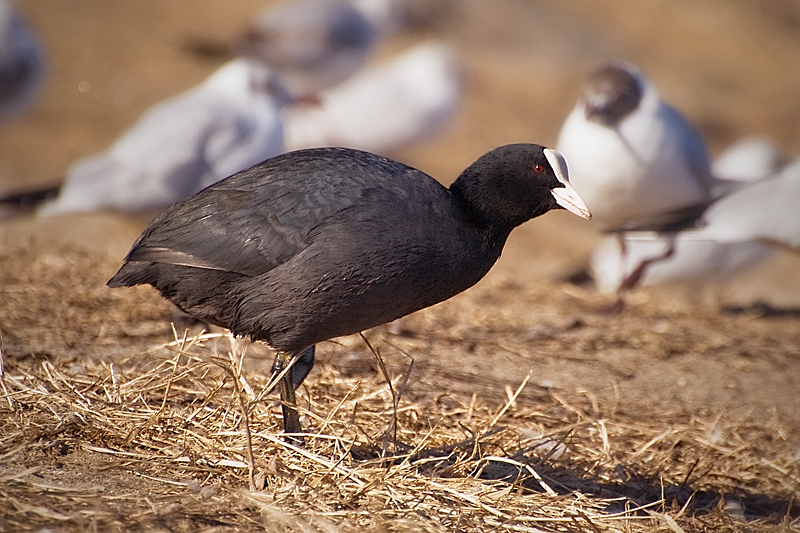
0 0 46 123
711 136 785 183
557 63 714 230
284 42 462 154
349 0 406 35
40 59 290 215
590 138 790 292
693 156 800 249
591 234 773 293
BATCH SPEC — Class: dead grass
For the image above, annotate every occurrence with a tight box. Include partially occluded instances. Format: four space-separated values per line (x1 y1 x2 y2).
1 244 799 532
1 320 798 532
0 244 800 532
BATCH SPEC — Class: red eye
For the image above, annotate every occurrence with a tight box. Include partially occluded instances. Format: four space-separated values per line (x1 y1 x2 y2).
533 164 545 174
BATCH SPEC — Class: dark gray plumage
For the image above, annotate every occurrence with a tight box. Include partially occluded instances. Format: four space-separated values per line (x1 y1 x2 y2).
108 145 590 440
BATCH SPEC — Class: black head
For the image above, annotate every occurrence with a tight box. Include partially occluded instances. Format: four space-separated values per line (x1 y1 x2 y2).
450 144 591 230
582 63 643 126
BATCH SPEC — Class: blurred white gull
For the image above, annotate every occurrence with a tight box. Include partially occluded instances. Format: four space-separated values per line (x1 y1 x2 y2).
39 58 291 216
350 0 455 35
557 61 716 232
0 0 46 123
711 136 786 182
235 0 379 95
283 42 462 154
590 137 788 293
590 231 774 294
691 154 800 249
556 62 727 302
349 0 406 35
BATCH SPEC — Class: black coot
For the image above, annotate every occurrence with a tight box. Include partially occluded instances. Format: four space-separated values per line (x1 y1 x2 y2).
108 145 591 438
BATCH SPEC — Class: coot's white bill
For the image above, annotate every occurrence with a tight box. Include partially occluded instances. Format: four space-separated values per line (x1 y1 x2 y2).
545 148 591 219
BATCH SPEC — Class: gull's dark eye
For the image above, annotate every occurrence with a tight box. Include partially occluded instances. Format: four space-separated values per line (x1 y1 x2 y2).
532 163 545 175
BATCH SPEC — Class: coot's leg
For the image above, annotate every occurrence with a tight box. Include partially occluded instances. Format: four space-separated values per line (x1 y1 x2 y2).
292 346 316 388
273 351 304 444
270 345 315 388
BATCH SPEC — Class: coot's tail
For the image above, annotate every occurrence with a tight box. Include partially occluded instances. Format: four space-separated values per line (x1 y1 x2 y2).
107 262 157 288
108 262 243 332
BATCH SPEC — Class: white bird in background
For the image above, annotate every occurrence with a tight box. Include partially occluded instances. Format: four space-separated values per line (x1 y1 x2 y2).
711 136 786 183
349 0 454 35
557 62 726 302
0 0 46 123
590 228 774 294
39 58 291 216
235 0 379 95
691 154 800 249
590 137 789 293
557 61 716 232
284 42 462 154
349 0 407 35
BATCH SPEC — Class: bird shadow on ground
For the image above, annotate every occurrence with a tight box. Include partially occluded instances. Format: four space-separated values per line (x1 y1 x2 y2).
351 429 798 526
722 301 800 318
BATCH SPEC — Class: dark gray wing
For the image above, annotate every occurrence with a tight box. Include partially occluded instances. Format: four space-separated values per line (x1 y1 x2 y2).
124 148 439 277
605 202 711 233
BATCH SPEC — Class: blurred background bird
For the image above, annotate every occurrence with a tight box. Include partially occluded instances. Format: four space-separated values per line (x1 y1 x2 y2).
555 62 767 304
589 136 788 294
690 153 800 249
557 62 717 233
39 59 292 215
284 41 462 155
233 0 380 95
0 0 46 124
710 136 786 184
594 149 800 295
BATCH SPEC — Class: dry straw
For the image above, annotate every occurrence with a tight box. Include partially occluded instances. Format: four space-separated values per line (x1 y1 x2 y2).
1 326 797 532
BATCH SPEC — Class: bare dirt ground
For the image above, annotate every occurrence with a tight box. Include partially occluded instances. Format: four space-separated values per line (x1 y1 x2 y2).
1 1 799 532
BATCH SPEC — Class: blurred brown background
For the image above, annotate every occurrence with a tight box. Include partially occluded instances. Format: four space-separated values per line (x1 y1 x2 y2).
2 0 800 305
